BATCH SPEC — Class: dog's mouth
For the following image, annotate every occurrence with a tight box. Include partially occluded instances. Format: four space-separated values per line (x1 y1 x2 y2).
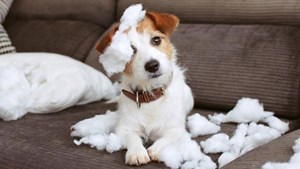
149 73 162 79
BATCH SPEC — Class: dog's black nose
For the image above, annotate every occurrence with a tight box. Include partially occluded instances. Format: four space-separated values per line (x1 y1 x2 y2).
145 59 160 73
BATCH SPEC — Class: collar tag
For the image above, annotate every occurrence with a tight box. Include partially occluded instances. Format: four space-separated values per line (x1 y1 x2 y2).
135 90 141 108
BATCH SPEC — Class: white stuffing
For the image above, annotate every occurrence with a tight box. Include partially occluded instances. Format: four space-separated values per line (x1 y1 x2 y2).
218 152 239 168
209 98 273 124
0 64 31 121
262 162 300 169
74 134 109 150
208 113 226 125
218 123 248 167
290 153 300 163
217 122 284 167
263 115 289 134
0 52 118 121
262 137 300 169
118 4 146 32
158 133 216 169
228 123 248 154
200 133 230 154
293 138 300 153
106 133 122 153
187 113 220 137
241 123 281 155
247 122 273 135
207 98 289 168
99 34 133 77
99 4 146 76
71 110 118 137
72 110 122 153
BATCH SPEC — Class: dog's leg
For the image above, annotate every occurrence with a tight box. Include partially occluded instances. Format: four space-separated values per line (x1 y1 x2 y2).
147 129 185 161
118 131 150 165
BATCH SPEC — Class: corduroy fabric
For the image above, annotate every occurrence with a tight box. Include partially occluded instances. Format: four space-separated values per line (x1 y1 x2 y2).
4 19 104 61
118 0 300 26
171 24 300 118
8 0 116 28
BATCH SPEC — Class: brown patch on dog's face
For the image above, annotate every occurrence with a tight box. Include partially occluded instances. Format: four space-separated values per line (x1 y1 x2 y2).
136 13 179 60
146 12 179 36
123 57 135 75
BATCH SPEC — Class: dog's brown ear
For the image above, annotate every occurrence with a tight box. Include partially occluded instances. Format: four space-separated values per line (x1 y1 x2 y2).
96 23 119 54
146 12 179 36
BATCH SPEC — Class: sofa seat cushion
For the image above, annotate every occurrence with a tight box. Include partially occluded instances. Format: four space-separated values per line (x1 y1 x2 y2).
170 23 300 118
0 102 298 169
7 0 115 28
3 19 104 61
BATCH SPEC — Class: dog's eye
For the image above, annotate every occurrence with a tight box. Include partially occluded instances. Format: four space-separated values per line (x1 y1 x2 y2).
151 36 161 46
131 45 137 54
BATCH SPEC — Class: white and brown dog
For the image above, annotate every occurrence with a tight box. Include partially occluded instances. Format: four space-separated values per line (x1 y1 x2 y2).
96 7 194 166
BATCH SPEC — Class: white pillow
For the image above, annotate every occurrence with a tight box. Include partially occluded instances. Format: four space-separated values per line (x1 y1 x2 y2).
0 52 118 121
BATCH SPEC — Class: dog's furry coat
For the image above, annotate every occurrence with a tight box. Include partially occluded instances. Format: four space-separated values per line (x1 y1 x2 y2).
97 5 194 165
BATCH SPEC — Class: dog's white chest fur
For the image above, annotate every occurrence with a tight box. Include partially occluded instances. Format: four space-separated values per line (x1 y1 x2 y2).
116 64 194 159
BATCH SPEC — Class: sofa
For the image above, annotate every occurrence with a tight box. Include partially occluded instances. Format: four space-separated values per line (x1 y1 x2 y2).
1 0 300 168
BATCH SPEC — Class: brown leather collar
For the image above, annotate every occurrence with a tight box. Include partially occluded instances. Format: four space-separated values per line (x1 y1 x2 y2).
122 87 165 107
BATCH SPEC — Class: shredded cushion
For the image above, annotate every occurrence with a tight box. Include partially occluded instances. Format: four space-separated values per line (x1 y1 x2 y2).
0 52 118 121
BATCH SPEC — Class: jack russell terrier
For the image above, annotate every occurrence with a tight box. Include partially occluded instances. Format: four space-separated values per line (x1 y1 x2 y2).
96 6 194 166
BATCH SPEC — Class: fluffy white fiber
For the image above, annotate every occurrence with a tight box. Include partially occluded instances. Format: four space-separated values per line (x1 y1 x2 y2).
71 110 118 137
72 110 122 153
263 115 289 134
187 113 220 137
218 123 248 167
293 138 300 153
200 133 230 154
209 98 273 124
0 53 118 121
241 123 281 155
262 137 300 169
155 133 216 169
0 64 31 121
99 4 145 76
200 97 289 167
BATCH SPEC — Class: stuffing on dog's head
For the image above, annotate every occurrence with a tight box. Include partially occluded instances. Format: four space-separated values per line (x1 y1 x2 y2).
97 4 179 90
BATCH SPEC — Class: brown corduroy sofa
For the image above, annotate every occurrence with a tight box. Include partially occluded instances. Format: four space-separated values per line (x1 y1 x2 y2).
1 0 300 168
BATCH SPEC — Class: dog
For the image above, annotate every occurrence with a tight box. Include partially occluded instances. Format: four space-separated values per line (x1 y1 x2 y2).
96 10 194 166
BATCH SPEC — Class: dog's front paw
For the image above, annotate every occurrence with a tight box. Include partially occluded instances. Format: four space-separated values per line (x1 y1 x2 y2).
126 147 150 166
147 147 159 162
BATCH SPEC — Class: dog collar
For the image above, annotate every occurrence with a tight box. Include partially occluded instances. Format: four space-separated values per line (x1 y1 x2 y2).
122 87 165 107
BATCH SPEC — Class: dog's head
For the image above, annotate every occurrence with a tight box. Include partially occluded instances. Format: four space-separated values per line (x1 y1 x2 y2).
97 11 179 91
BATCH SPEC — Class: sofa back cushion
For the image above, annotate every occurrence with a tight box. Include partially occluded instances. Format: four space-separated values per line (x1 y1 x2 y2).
4 0 116 61
116 0 300 118
8 0 115 27
117 0 300 26
171 24 300 118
